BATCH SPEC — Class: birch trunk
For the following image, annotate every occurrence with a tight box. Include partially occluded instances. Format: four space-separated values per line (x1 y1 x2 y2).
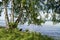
11 0 14 22
3 0 9 28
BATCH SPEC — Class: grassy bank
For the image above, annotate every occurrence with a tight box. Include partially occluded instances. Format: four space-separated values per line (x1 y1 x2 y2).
0 28 54 40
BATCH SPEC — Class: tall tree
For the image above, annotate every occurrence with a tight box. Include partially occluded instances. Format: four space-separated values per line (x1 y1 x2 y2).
2 0 9 28
10 0 14 22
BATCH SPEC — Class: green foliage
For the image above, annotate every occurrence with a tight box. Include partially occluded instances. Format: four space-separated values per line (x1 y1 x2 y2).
9 22 17 29
0 2 2 6
13 0 45 25
52 13 56 22
1 0 60 26
2 0 9 6
33 18 45 25
0 28 54 40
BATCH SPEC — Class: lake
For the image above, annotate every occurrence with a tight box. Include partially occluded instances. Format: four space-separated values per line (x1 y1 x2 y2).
18 21 60 40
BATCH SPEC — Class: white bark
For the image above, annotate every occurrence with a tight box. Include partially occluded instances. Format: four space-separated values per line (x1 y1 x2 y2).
10 0 14 22
3 0 9 28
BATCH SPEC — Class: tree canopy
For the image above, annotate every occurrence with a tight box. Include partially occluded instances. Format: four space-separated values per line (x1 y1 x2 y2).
0 0 60 28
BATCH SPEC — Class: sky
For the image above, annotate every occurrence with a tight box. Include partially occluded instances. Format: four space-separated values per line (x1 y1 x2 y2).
0 0 2 2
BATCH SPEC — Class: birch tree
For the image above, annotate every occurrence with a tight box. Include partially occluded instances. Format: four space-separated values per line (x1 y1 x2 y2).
2 0 9 28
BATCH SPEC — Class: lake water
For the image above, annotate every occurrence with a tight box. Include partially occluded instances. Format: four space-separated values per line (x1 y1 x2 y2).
0 20 60 40
18 21 60 40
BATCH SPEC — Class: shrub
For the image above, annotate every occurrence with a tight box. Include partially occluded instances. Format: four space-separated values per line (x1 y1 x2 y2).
9 22 17 29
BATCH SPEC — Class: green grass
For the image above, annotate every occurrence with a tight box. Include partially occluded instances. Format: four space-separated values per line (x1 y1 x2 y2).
0 28 54 40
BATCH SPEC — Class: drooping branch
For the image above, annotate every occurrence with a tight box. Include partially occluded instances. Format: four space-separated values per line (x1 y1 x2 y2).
15 3 23 25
